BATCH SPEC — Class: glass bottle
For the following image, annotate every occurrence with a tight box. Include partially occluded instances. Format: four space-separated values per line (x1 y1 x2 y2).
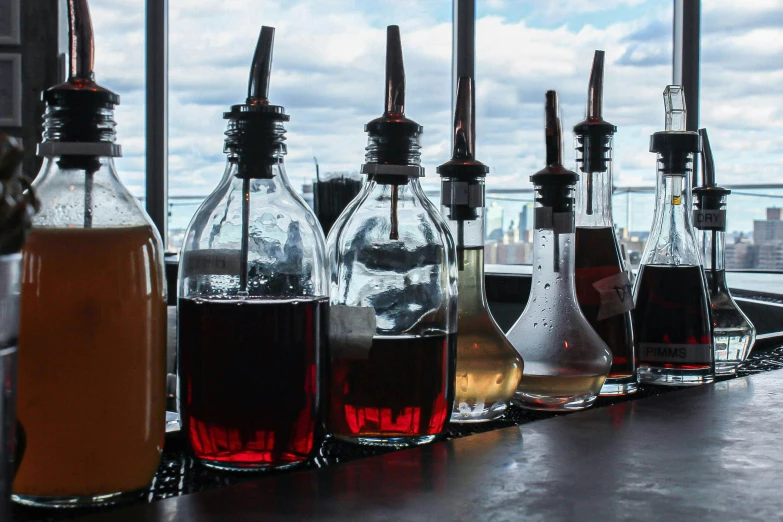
14 0 167 507
327 26 457 446
573 51 637 396
177 26 328 471
507 91 612 411
693 128 755 376
439 77 522 422
634 86 713 386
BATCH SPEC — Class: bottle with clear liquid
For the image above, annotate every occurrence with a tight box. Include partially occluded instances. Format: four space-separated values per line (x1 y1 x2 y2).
507 91 612 411
573 51 636 396
327 26 457 446
634 86 714 386
439 77 522 422
177 27 329 471
693 129 755 376
14 0 167 506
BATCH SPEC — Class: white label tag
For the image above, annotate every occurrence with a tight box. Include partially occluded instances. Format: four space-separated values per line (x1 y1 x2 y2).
181 249 242 277
329 305 376 360
693 209 726 230
593 272 634 321
639 343 712 363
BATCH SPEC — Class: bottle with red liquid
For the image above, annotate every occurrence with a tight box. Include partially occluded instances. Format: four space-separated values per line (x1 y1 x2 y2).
573 51 637 396
326 26 458 447
177 26 329 470
633 86 713 386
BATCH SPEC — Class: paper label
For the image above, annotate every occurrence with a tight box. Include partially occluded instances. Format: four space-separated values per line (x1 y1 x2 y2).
638 343 712 364
693 209 726 230
329 305 376 360
181 249 242 277
592 272 634 321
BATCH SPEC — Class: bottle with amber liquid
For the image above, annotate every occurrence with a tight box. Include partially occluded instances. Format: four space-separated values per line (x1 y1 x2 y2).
439 77 522 422
634 86 713 386
177 26 329 471
573 51 636 396
507 91 612 411
14 0 167 507
327 26 458 446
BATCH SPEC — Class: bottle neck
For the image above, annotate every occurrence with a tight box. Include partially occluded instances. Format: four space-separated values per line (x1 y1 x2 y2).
456 246 488 314
530 226 576 294
576 169 613 227
701 229 725 272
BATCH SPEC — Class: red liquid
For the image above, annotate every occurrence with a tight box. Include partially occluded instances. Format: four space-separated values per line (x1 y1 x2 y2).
633 265 712 369
329 334 454 440
575 226 635 378
178 296 327 469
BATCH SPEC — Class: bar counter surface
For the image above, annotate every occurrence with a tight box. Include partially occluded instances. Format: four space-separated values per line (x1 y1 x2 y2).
69 369 783 522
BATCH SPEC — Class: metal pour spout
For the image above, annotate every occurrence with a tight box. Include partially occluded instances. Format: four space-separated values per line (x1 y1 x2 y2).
68 0 95 82
699 128 715 187
248 26 275 105
452 76 475 160
587 50 604 120
385 25 405 116
545 90 564 168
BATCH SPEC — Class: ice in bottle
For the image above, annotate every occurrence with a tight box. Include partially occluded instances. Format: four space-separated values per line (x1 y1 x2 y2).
693 129 755 376
573 51 637 396
439 77 522 422
177 26 329 470
14 0 167 506
633 86 714 386
507 91 612 411
327 26 458 446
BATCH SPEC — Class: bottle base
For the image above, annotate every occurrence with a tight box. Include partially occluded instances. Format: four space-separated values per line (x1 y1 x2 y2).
195 456 308 472
12 488 146 509
599 376 639 396
638 366 714 386
512 391 598 411
715 362 740 377
450 401 508 423
333 434 440 447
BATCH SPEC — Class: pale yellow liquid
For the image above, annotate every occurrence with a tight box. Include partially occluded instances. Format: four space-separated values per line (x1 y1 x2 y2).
15 226 167 499
516 375 606 401
452 248 523 422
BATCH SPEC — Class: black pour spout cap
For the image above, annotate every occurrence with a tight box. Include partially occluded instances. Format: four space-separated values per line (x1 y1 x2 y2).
573 50 616 174
650 86 700 174
437 76 488 179
693 128 730 211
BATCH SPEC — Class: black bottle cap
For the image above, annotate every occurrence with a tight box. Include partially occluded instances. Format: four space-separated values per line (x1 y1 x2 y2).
573 51 617 174
693 128 730 211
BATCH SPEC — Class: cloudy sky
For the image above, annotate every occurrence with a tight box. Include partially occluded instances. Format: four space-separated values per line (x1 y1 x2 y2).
87 0 783 234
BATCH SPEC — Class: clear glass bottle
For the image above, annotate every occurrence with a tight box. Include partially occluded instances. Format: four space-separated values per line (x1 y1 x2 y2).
14 0 167 507
507 91 612 411
634 86 714 386
573 51 637 396
177 27 329 471
439 77 522 422
693 129 755 376
327 26 457 446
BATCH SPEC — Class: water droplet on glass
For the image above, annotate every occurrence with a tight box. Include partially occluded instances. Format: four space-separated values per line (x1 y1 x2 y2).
544 283 551 290
533 322 538 328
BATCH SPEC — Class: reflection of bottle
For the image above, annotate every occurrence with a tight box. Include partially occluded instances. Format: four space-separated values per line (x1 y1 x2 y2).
573 51 636 396
508 91 612 411
327 26 457 446
634 86 713 386
177 26 328 470
693 129 755 376
15 0 166 507
439 77 522 422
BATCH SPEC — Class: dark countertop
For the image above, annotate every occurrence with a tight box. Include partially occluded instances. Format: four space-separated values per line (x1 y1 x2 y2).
74 369 783 522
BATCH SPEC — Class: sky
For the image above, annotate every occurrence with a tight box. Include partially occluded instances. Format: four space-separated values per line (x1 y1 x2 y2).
86 0 783 234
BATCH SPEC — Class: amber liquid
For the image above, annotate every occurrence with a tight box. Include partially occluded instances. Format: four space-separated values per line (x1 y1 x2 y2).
329 334 454 441
15 226 167 499
574 227 634 379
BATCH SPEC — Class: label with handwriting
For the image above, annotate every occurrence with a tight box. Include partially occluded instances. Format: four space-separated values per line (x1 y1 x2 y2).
592 272 634 321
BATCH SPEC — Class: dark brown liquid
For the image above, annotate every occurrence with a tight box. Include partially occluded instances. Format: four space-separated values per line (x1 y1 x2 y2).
633 265 712 369
329 334 454 439
574 227 634 378
178 296 327 469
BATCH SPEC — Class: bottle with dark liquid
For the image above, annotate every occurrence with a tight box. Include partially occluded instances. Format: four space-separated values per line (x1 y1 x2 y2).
633 85 713 386
507 91 612 411
327 26 457 446
178 26 329 470
15 0 167 507
573 51 636 396
439 77 522 422
693 129 754 376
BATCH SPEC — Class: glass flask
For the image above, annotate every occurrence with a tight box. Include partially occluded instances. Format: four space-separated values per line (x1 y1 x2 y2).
634 86 714 386
439 77 522 422
177 27 329 471
573 51 636 396
693 129 755 376
327 26 458 447
507 91 612 411
14 0 167 507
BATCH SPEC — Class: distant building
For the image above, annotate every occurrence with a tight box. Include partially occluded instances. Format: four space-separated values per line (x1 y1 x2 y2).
754 208 783 246
519 203 534 243
486 202 504 241
725 238 758 270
